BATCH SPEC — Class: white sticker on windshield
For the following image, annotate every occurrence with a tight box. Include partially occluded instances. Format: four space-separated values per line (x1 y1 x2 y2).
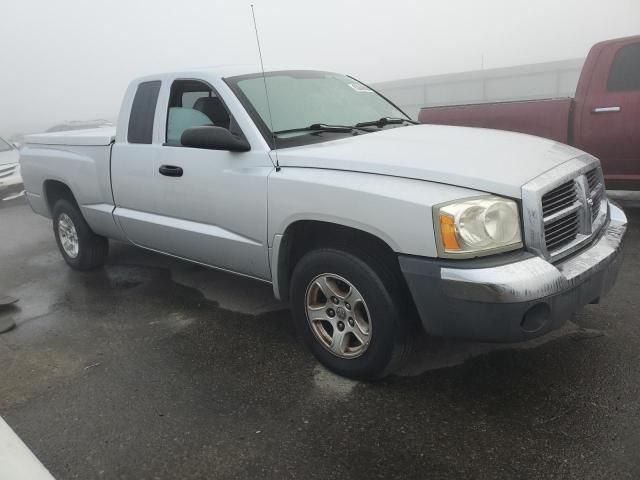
348 83 374 93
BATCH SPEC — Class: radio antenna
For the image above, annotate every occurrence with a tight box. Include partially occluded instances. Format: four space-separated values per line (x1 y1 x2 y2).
251 4 279 170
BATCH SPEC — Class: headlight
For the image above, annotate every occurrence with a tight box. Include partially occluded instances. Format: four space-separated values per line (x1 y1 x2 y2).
434 196 522 258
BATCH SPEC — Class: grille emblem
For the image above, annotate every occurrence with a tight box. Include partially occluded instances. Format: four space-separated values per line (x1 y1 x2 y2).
587 197 594 207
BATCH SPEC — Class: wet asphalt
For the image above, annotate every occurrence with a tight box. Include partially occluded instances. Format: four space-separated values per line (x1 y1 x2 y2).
1 191 640 480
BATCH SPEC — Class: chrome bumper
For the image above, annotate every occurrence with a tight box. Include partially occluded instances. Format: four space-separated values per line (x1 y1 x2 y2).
399 203 627 342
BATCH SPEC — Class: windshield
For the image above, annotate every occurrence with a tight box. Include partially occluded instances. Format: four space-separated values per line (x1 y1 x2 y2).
0 138 12 152
225 70 409 148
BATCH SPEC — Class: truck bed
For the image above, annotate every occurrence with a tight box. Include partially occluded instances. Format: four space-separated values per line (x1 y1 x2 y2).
418 98 574 144
20 126 121 241
24 127 116 146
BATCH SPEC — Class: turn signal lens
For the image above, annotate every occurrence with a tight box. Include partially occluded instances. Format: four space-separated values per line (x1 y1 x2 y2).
439 215 461 251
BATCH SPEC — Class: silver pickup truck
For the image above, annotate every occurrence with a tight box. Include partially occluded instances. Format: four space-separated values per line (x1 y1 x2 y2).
20 67 627 379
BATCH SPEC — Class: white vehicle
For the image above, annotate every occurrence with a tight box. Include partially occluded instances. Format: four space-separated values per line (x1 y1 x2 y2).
19 68 627 379
0 137 21 194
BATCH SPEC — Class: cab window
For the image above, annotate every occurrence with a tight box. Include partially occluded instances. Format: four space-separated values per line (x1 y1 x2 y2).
608 43 640 92
128 81 161 144
166 80 233 146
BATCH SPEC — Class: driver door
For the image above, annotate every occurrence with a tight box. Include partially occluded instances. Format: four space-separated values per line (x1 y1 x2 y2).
151 78 273 280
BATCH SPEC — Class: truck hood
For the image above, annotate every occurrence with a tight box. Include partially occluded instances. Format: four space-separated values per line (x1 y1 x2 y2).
275 125 585 198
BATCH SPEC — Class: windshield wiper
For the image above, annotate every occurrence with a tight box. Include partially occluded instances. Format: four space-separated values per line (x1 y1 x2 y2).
272 118 415 137
273 123 374 136
355 117 419 128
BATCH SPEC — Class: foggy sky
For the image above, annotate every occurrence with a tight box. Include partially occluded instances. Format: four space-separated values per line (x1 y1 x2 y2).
1 0 638 138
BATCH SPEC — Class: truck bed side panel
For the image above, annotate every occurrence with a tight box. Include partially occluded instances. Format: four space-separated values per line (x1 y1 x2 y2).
419 98 574 144
19 143 126 241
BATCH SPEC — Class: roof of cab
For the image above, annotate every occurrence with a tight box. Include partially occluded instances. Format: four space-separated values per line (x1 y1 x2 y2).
131 65 339 84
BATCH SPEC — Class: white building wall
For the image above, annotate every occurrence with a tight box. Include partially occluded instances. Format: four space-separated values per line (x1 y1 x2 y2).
372 58 585 120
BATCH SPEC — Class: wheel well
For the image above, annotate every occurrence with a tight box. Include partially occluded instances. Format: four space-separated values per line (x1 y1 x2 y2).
43 180 77 214
276 220 403 302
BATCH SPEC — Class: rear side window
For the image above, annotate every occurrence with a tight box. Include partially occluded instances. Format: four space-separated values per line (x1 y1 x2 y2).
607 43 640 92
128 81 161 144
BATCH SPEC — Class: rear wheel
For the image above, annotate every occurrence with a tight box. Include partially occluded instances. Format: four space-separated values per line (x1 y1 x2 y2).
52 199 109 270
290 248 415 380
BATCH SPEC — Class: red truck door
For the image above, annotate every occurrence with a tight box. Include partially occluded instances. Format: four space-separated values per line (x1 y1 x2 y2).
574 39 640 189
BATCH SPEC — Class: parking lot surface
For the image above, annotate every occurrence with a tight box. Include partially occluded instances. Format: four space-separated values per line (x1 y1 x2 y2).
1 193 640 479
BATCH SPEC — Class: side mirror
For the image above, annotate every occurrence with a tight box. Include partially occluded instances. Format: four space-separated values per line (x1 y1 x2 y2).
181 126 250 152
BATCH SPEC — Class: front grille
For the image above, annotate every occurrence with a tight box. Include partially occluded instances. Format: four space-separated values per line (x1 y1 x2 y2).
542 180 579 251
545 211 579 250
0 164 18 179
586 168 604 221
522 156 608 262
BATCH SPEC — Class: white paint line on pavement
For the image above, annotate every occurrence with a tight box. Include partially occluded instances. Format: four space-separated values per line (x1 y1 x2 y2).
0 416 55 480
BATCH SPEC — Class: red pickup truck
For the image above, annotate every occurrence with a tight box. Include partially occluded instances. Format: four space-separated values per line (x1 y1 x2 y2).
419 36 640 190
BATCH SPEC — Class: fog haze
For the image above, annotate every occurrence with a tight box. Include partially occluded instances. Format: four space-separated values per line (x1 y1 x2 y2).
1 0 638 138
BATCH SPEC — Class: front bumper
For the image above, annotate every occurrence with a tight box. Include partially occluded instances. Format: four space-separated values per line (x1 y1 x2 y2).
399 203 627 342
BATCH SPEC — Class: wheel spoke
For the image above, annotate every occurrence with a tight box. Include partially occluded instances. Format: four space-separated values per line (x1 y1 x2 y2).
321 276 355 300
344 288 361 305
306 303 326 313
350 325 368 346
352 299 370 335
314 276 337 300
306 305 332 324
330 329 348 355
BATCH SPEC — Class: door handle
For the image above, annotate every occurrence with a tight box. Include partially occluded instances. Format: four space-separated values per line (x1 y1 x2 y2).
592 106 621 113
159 165 183 177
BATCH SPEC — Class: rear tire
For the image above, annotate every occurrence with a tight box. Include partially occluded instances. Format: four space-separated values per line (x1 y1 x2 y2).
52 199 109 270
290 248 415 380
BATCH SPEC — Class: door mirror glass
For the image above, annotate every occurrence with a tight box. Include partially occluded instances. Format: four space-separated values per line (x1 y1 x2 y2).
181 126 250 152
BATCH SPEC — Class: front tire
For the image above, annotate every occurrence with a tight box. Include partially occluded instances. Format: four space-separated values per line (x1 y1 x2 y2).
290 248 415 380
52 199 109 270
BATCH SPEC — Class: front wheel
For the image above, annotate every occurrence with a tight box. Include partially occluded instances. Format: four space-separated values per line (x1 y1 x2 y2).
52 199 109 270
290 248 415 380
